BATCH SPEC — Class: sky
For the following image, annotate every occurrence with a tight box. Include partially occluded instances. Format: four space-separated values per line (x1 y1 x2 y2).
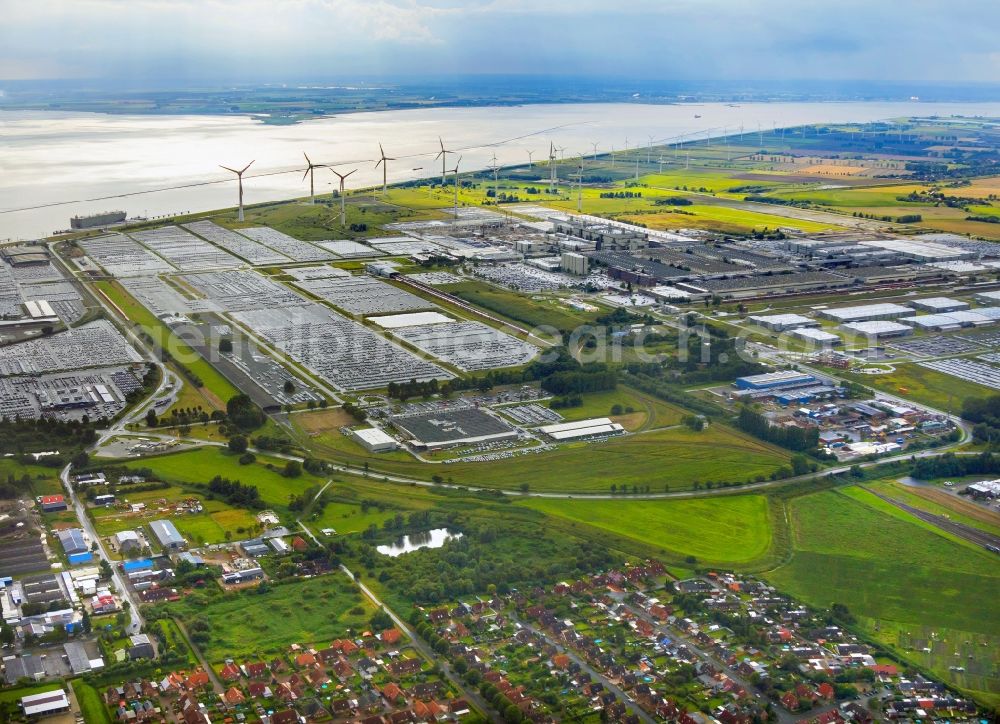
1 0 999 84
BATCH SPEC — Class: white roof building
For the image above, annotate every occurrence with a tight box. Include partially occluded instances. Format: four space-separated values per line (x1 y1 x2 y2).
20 689 70 717
350 427 399 453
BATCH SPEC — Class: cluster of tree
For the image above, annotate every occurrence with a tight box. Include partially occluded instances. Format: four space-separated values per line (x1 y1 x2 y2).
252 433 295 454
348 223 368 232
387 378 442 401
911 451 999 480
963 393 1000 445
205 475 262 508
417 254 460 268
541 368 617 396
736 406 820 452
226 394 266 431
966 214 1000 224
624 367 723 419
595 307 649 326
653 196 693 206
665 333 767 385
342 401 366 422
148 405 214 429
484 191 524 204
0 472 34 499
124 364 160 404
600 191 643 199
138 330 203 387
851 211 923 223
0 416 99 456
549 395 583 409
351 514 620 604
743 195 812 208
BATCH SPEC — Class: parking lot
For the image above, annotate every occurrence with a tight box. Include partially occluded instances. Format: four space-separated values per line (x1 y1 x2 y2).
474 262 570 292
232 303 451 391
919 358 1000 390
888 334 987 357
237 227 333 262
131 225 238 270
292 275 433 316
0 320 142 374
392 321 539 371
183 220 292 265
79 233 175 277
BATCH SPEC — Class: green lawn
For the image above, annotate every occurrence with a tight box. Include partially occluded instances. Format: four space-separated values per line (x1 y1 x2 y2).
0 458 63 496
163 574 374 662
521 494 772 564
766 486 1000 703
72 679 112 724
130 446 325 511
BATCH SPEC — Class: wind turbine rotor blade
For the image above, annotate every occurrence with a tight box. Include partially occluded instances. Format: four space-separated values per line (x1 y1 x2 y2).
220 165 238 174
240 161 255 174
302 169 310 181
303 152 312 166
345 169 357 178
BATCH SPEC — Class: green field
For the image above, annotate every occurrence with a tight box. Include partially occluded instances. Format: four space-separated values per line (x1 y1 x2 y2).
130 446 324 510
162 574 374 662
444 280 597 332
766 486 1000 703
90 484 258 546
294 413 788 492
0 458 63 496
72 679 112 724
521 494 772 564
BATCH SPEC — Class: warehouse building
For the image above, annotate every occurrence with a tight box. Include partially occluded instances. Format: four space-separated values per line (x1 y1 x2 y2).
790 327 841 346
390 408 519 449
734 370 816 390
538 417 626 441
841 321 913 338
149 519 186 551
56 528 88 556
114 530 142 553
908 297 970 313
349 427 399 453
747 313 818 332
973 290 1000 305
39 495 67 512
20 689 70 718
819 303 914 323
560 251 589 275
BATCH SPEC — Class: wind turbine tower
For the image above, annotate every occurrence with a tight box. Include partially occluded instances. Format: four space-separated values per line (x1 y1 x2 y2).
302 153 326 204
548 142 558 188
330 167 357 226
220 160 254 222
526 150 534 168
435 137 452 186
375 143 396 195
591 142 599 161
449 155 462 219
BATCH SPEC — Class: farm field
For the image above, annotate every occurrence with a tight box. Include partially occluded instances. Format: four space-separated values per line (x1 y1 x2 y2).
534 387 686 431
765 486 1000 704
620 205 836 234
520 494 772 564
160 574 375 662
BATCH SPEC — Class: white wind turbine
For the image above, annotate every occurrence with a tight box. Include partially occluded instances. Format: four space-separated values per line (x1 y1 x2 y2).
302 152 326 204
329 167 357 226
220 160 254 222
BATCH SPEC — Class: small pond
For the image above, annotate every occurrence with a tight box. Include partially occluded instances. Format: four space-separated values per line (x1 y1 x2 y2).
376 528 463 557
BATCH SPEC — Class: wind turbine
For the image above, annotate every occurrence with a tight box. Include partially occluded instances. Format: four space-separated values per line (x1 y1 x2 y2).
220 160 254 222
647 135 653 164
489 152 501 202
548 142 558 188
302 153 326 204
435 137 452 186
658 155 665 174
375 143 395 195
526 150 534 168
448 155 462 219
573 160 584 213
610 145 616 168
591 142 599 161
329 167 357 226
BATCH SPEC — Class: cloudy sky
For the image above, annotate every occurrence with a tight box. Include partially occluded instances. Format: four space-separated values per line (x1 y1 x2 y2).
1 0 998 83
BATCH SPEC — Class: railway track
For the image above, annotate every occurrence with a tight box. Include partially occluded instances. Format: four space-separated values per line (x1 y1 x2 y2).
865 487 1000 552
